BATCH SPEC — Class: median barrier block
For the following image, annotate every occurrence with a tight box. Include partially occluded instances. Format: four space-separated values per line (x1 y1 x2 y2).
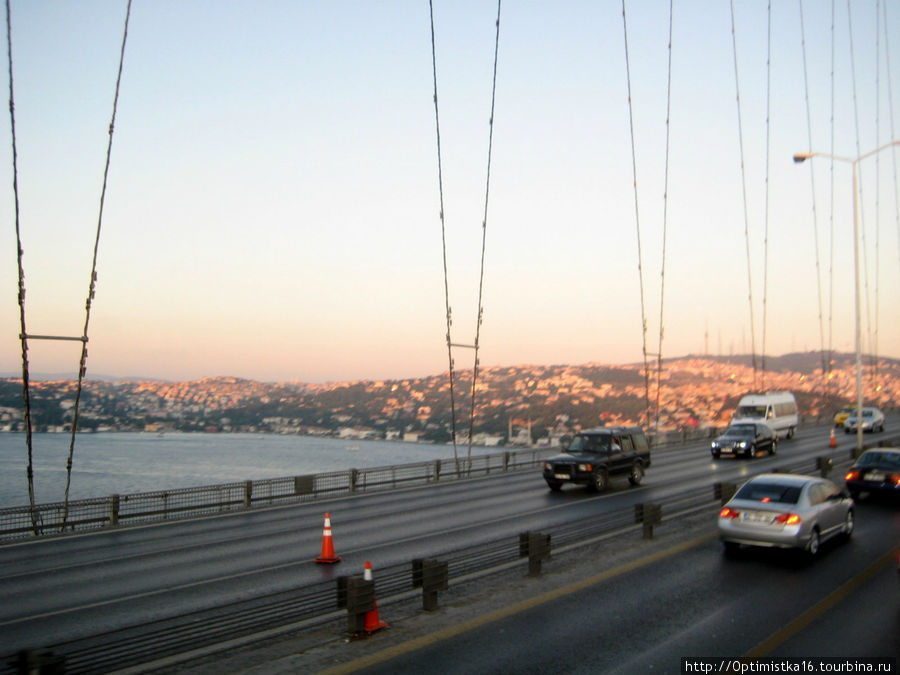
519 531 551 576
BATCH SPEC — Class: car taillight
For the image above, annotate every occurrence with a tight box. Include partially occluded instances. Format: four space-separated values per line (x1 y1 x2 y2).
719 507 740 519
845 470 860 481
542 462 551 470
774 513 801 525
891 474 900 486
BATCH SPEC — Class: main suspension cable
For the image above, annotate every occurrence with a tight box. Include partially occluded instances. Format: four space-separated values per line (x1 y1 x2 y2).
620 0 652 430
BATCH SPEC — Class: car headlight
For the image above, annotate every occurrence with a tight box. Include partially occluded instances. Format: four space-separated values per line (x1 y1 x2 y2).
738 441 748 449
577 463 592 472
711 442 719 450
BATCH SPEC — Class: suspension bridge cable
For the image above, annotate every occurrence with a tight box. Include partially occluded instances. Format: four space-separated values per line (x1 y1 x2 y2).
620 0 652 430
828 0 836 388
845 1 873 375
5 0 38 529
873 0 881 384
60 0 132 527
428 2 502 469
761 0 772 388
427 0 461 468
797 0 830 391
466 0 502 463
654 0 675 433
729 0 759 389
883 1 900 276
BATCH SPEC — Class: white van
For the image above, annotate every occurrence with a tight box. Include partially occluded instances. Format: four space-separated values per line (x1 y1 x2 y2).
732 391 799 439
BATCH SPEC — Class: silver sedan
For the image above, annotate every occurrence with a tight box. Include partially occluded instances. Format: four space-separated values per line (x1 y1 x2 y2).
718 474 854 558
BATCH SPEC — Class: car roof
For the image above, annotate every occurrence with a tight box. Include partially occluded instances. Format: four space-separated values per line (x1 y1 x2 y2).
579 426 644 435
743 473 821 487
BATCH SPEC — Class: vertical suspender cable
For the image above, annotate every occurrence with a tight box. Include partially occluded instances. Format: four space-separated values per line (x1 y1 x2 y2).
5 0 38 531
729 0 759 390
845 2 872 378
761 0 772 388
873 0 881 385
828 0 836 390
882 1 900 275
427 0 461 470
61 0 132 527
620 0 652 430
798 0 830 393
654 0 675 433
466 0 502 464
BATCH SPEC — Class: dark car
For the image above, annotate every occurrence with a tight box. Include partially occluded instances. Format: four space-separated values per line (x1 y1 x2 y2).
710 422 777 460
542 426 650 492
844 448 900 501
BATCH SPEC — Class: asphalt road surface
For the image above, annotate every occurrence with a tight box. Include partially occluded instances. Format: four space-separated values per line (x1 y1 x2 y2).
0 419 897 670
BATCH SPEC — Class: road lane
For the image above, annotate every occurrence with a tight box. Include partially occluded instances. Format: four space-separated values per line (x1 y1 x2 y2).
337 501 898 674
0 419 894 660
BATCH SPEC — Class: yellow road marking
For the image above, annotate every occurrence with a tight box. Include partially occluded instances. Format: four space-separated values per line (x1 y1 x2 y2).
745 545 900 657
317 532 716 674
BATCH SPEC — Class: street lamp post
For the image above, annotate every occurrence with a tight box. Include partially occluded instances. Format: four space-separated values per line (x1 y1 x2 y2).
793 139 899 455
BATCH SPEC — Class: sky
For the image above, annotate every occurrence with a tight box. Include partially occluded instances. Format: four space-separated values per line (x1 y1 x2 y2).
1 1 899 384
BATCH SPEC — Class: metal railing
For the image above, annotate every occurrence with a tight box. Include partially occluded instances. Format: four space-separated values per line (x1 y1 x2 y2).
0 447 556 542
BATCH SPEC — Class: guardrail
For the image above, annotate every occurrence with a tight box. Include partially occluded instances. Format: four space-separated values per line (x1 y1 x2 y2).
6 451 858 675
0 447 556 542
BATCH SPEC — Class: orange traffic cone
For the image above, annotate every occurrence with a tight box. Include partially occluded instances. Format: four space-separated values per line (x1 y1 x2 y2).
315 512 342 564
829 428 837 448
363 561 389 633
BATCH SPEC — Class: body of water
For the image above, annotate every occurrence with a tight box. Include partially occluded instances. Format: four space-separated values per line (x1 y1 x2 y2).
0 432 483 508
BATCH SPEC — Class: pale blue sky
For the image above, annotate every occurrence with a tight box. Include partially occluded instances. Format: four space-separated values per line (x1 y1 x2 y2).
2 1 898 383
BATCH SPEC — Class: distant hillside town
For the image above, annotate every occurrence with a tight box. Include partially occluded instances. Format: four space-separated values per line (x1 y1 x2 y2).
0 352 897 445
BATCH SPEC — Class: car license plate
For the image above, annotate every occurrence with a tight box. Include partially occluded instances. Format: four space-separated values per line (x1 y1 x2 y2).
865 471 885 481
742 512 772 524
554 474 569 480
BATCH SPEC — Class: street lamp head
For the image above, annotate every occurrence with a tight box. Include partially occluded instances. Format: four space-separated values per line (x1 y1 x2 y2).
793 152 813 163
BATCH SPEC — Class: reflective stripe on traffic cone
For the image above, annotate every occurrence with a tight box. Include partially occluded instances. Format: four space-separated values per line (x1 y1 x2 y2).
315 512 342 564
363 561 389 633
829 428 837 448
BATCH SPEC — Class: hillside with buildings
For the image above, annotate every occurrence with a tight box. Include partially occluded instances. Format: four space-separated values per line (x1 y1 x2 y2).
0 352 896 445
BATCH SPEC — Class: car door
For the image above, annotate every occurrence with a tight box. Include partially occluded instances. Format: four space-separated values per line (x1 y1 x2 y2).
809 482 843 538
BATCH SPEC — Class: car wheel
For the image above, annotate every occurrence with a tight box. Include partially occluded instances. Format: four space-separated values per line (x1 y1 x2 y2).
841 511 854 540
747 444 757 459
769 440 777 456
546 479 562 492
806 529 821 558
787 427 795 439
591 469 609 492
712 451 720 460
628 462 644 486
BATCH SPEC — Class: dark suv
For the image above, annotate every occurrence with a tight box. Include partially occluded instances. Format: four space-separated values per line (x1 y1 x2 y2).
542 426 651 492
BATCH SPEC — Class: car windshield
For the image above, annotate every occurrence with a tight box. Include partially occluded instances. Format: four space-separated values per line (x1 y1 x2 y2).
724 425 754 436
567 434 611 453
862 410 874 418
734 481 802 505
857 451 900 469
736 405 767 418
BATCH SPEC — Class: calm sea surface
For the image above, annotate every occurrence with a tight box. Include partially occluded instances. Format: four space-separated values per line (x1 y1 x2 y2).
0 432 479 508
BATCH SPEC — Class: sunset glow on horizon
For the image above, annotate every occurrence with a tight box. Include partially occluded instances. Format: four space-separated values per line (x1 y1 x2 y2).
2 1 898 384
